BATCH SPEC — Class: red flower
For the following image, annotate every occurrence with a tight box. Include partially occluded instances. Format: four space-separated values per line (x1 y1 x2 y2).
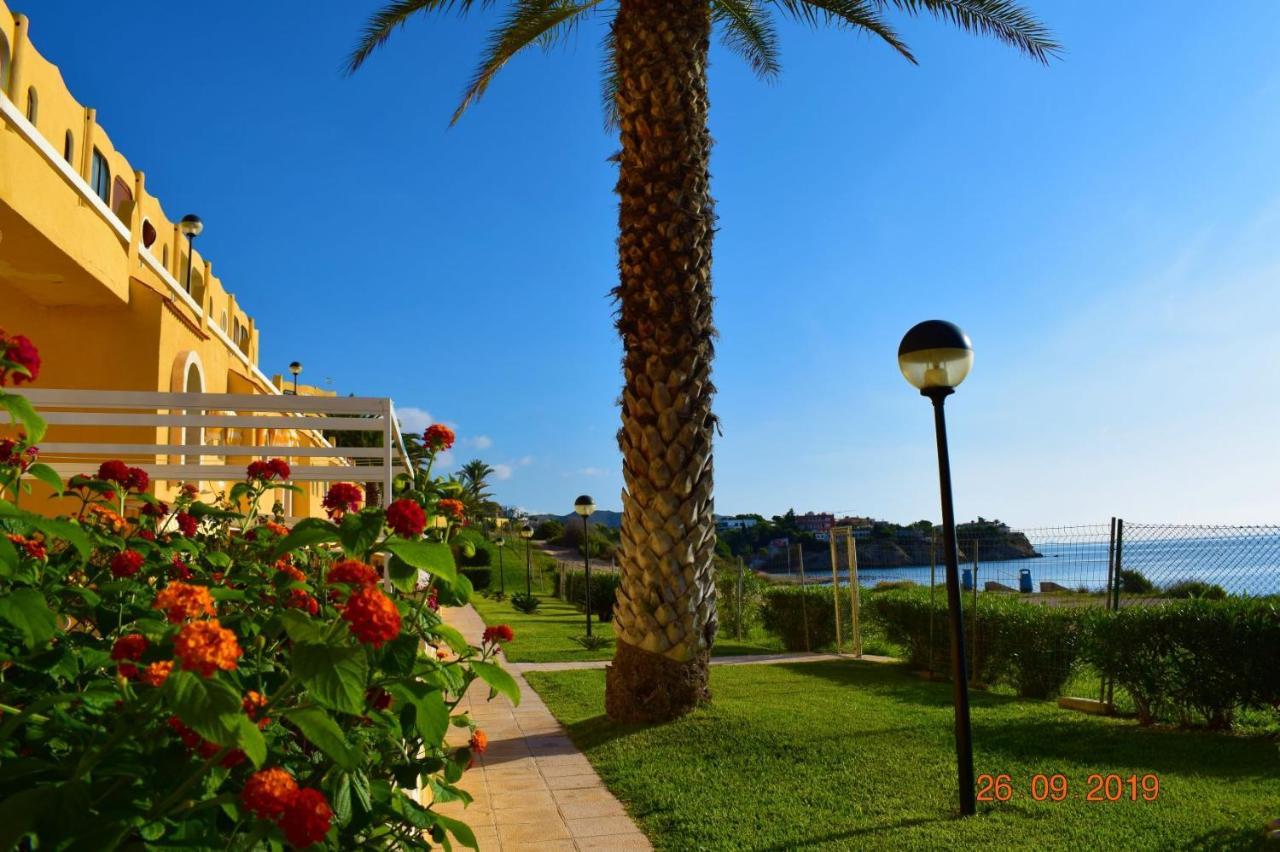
170 554 193 580
7 534 46 560
1 332 40 385
175 512 198 537
437 499 465 520
385 498 426 538
423 424 456 451
98 460 131 484
342 586 401 648
285 589 319 615
243 690 270 728
327 559 379 588
124 466 149 492
182 483 199 497
110 549 144 578
426 589 439 611
246 458 290 482
168 716 202 749
322 483 363 520
242 767 298 820
275 560 307 583
0 439 36 472
366 687 393 712
138 530 157 542
141 500 169 518
117 663 139 680
279 788 333 848
482 624 514 645
111 633 148 662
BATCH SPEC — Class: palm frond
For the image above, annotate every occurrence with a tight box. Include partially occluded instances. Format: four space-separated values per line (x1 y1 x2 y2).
876 0 1059 63
712 0 782 80
453 0 605 125
600 27 620 131
771 0 916 64
346 0 473 75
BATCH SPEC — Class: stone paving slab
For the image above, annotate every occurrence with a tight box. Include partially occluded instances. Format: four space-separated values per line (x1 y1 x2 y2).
426 604 652 851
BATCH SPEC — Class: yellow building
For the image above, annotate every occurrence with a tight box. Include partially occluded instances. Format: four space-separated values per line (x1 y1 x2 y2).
0 4 405 517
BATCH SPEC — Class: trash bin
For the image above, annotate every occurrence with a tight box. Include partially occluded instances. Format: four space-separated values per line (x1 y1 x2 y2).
962 568 973 591
1019 568 1033 593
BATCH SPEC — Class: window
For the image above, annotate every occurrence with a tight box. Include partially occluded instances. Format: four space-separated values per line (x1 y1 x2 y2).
63 130 74 164
90 149 110 204
0 33 10 92
141 219 157 248
25 87 37 124
220 311 228 331
111 176 134 222
162 245 169 267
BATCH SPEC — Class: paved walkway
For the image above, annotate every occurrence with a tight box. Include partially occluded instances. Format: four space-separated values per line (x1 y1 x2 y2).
510 650 896 674
431 605 652 851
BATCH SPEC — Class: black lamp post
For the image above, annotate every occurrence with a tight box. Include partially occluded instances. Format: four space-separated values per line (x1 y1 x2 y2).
574 495 596 636
179 214 203 293
898 319 977 817
494 536 506 598
518 522 533 596
288 361 302 395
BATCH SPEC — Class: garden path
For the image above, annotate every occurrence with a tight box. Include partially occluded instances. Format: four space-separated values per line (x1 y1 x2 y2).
430 604 652 851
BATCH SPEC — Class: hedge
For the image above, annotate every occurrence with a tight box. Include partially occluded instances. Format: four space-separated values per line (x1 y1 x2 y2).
460 566 492 591
561 570 619 622
761 585 853 652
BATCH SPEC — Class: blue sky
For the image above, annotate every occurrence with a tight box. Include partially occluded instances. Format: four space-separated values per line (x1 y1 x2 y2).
20 1 1280 525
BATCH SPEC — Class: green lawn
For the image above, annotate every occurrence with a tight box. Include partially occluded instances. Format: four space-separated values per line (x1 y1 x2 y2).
527 661 1278 850
467 538 783 663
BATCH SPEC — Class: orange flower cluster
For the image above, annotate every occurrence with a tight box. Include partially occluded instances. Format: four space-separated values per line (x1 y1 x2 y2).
469 730 488 754
7 533 46 561
437 498 465 520
341 586 401 648
327 559 379 588
142 661 173 687
241 769 332 847
423 423 455 451
275 560 306 584
243 690 270 729
263 520 290 537
87 504 126 533
153 582 216 624
173 619 242 678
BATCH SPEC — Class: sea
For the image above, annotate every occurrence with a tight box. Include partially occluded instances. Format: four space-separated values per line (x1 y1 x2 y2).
770 532 1280 597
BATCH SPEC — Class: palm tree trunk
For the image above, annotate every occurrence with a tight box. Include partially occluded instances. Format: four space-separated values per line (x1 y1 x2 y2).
605 0 718 723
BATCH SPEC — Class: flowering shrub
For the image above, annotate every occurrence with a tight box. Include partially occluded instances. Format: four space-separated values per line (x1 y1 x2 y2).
0 332 516 848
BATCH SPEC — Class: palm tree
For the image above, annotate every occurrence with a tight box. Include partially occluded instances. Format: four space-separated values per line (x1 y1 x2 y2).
457 459 495 503
348 0 1056 723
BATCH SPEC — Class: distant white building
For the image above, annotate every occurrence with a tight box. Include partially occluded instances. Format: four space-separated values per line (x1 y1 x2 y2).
715 517 758 531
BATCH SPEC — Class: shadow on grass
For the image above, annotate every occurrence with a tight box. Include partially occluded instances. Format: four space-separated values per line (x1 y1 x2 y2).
759 815 950 850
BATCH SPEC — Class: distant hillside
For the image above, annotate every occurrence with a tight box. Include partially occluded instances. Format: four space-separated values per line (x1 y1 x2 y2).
525 510 623 529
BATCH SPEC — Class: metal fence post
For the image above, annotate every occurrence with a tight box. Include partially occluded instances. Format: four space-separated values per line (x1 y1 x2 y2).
929 531 937 675
797 544 810 653
736 556 745 641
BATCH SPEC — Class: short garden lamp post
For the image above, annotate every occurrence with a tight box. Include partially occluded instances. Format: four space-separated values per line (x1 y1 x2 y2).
518 522 534 596
898 319 977 817
179 214 203 293
494 536 506 597
288 361 302 395
574 495 596 637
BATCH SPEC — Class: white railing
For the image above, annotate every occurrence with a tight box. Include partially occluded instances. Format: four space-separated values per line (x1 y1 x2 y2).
13 389 414 508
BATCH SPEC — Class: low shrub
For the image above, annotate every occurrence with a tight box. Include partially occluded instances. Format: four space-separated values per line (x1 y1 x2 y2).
562 571 619 622
875 580 917 591
761 585 851 652
452 530 492 567
1163 580 1226 600
715 559 767 639
533 519 564 541
1118 569 1155 594
460 566 492 590
864 588 1086 698
511 592 540 614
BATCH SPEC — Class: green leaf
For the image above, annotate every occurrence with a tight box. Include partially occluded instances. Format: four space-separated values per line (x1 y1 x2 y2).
234 715 267 768
0 504 90 561
292 642 370 715
429 624 470 656
1 394 47 443
434 811 479 850
331 773 353 824
0 589 58 648
469 661 520 707
0 535 16 577
164 670 244 744
203 551 232 569
383 540 456 585
380 633 421 676
339 508 385 558
24 463 62 494
386 555 417 594
187 503 241 520
278 609 324 644
388 681 449 743
284 707 360 770
208 588 247 602
270 517 340 560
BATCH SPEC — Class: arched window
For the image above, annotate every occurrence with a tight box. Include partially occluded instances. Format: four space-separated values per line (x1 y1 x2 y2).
63 130 74 164
162 245 170 267
0 33 10 92
220 311 228 331
90 149 110 205
233 318 241 343
141 219 157 248
25 87 37 124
